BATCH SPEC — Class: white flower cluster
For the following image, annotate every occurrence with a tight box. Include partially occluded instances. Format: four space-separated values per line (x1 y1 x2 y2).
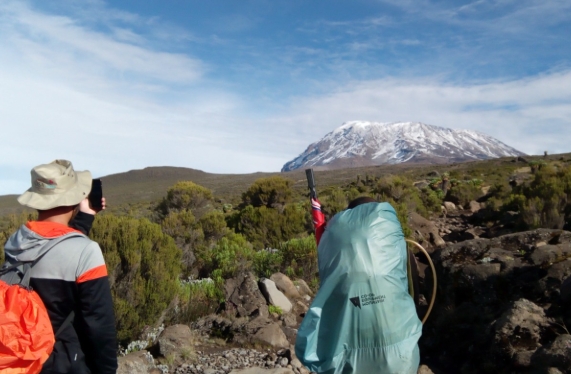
119 340 149 356
119 324 165 356
180 276 214 285
155 364 169 374
141 323 165 342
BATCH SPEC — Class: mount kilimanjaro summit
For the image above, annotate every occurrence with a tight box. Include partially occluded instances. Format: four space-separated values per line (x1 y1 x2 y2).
282 121 525 171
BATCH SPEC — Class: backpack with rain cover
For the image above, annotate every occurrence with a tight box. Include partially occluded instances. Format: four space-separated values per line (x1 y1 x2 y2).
0 240 76 374
295 202 423 374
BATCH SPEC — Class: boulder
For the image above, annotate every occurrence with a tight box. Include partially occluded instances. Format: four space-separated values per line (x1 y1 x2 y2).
259 278 292 313
252 323 290 348
531 334 571 371
157 324 194 359
469 200 481 213
465 227 485 239
443 201 456 212
408 212 445 252
225 272 269 318
529 243 571 267
293 279 313 297
270 273 301 300
422 229 571 372
117 351 155 374
494 299 550 366
417 365 435 374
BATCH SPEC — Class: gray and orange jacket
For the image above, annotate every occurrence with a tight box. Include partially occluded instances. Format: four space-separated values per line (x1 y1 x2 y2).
3 220 117 374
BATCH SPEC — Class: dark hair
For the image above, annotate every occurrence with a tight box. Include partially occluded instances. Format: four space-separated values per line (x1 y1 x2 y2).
347 196 377 209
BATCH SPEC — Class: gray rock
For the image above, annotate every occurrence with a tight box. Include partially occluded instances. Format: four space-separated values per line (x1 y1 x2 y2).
117 351 154 374
530 244 571 266
469 200 482 213
158 324 194 359
293 279 313 297
494 298 550 367
225 272 269 318
281 313 298 328
270 273 302 300
259 278 292 313
295 301 309 314
462 263 501 282
417 365 435 374
531 334 571 371
253 323 290 348
290 358 302 369
444 201 457 212
408 211 446 252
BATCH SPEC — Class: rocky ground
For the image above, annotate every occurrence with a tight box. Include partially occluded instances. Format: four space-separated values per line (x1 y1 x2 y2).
118 200 571 374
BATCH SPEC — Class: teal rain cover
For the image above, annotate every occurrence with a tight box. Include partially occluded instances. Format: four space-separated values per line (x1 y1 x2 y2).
295 202 422 374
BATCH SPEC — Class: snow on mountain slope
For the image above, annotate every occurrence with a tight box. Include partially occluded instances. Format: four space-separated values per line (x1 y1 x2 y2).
282 121 525 171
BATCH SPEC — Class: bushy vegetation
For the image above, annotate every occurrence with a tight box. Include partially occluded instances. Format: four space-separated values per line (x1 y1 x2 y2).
241 176 294 208
2 155 571 347
90 215 182 344
500 165 571 229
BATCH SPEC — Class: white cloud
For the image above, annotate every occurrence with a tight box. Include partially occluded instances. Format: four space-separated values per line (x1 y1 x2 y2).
0 0 569 196
0 0 278 195
0 1 204 87
270 70 571 157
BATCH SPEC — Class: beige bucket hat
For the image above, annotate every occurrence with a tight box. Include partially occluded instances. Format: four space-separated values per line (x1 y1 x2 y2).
18 160 92 210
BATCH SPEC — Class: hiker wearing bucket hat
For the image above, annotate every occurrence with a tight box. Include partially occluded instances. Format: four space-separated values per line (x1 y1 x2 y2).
2 160 117 373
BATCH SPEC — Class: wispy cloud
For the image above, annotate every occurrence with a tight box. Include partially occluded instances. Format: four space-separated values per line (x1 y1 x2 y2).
270 70 571 157
0 0 569 196
0 0 204 87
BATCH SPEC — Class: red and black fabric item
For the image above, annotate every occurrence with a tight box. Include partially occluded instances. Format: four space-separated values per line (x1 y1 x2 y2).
311 198 326 245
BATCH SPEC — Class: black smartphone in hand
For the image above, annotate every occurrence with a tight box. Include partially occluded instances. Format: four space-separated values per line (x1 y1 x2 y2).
88 179 103 209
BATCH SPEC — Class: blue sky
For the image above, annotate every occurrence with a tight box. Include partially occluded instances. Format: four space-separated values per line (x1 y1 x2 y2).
1 0 570 195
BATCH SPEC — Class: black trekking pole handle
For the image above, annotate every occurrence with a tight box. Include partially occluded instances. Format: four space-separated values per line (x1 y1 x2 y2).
305 168 317 199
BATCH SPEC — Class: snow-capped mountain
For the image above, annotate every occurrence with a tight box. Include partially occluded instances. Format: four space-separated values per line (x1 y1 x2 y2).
282 121 525 171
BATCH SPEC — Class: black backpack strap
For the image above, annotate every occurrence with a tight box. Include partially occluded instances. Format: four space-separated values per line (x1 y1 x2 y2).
55 311 75 338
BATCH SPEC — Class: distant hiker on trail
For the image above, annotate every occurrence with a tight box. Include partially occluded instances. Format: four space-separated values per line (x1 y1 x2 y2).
2 160 117 374
295 196 422 374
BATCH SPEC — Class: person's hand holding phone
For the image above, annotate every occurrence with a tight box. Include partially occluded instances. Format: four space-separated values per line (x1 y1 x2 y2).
80 179 106 215
79 197 106 215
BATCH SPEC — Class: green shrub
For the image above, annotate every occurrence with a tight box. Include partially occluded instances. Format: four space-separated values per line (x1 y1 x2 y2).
160 209 204 273
236 203 309 249
419 188 443 214
279 236 318 281
388 199 413 238
503 165 571 229
171 279 223 324
253 249 283 278
199 233 255 282
321 188 349 217
199 210 229 243
446 183 482 207
157 181 213 217
91 214 182 344
242 176 294 208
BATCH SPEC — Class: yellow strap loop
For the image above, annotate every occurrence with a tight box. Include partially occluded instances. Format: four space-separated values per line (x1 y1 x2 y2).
406 239 437 324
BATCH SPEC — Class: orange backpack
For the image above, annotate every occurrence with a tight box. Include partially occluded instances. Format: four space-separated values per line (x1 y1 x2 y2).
0 258 72 374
